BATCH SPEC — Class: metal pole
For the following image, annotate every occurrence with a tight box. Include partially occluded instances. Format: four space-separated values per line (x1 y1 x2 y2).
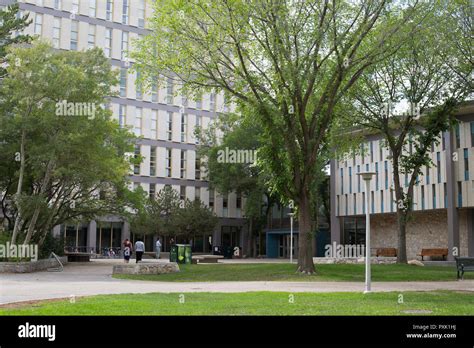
365 179 371 293
290 214 293 264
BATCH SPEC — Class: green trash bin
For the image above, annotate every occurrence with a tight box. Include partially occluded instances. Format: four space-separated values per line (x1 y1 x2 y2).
173 244 192 264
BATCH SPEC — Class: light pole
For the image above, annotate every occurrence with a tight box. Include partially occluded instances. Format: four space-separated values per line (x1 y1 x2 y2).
289 200 294 263
357 171 376 293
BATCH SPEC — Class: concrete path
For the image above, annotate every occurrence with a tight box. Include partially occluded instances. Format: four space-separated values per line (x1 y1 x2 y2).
1 260 473 305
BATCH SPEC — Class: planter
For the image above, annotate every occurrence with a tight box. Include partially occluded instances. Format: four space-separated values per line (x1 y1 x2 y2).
0 256 68 273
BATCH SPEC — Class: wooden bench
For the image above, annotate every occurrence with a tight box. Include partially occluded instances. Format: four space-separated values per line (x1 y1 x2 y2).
418 248 448 261
375 248 397 257
455 257 474 280
65 252 91 262
192 255 224 264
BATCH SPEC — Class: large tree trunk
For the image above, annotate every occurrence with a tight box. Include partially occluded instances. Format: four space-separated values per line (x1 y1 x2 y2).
297 189 315 274
11 129 26 245
396 210 408 263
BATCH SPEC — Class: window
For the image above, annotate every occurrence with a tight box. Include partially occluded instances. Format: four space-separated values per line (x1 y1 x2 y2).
134 145 140 175
134 107 142 136
357 165 361 192
106 0 114 21
122 0 129 24
442 131 446 151
375 162 379 190
457 182 462 207
421 185 425 210
70 20 78 50
471 122 474 147
54 0 61 10
151 110 157 138
166 78 174 104
455 124 460 148
138 0 145 28
370 141 374 162
432 184 436 209
89 0 96 17
34 14 42 35
353 193 357 215
136 70 142 99
180 186 186 201
165 148 172 177
340 168 343 194
384 161 388 189
166 112 173 141
195 154 201 180
345 194 348 215
426 166 430 185
72 0 79 14
381 190 384 213
119 105 126 127
195 187 201 202
88 24 96 48
379 142 383 161
210 93 216 111
361 143 365 164
195 116 202 144
181 114 187 142
236 193 242 209
371 191 374 214
121 31 129 61
464 148 469 181
151 79 158 102
149 183 155 199
437 152 441 183
223 195 228 217
180 150 186 179
195 95 202 109
104 28 112 57
120 68 127 97
209 189 215 209
150 147 156 176
348 167 352 194
52 17 61 48
390 190 394 212
362 192 365 214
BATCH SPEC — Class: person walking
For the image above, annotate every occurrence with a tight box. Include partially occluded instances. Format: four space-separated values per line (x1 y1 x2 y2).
155 238 162 259
123 239 132 263
135 239 145 263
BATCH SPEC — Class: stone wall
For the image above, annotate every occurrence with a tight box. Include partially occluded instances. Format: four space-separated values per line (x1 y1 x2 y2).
113 262 180 275
371 210 470 260
0 256 68 273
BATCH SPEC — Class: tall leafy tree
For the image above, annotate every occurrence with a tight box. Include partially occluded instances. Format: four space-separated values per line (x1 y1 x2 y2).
133 0 423 273
347 1 473 263
174 199 218 243
0 42 140 247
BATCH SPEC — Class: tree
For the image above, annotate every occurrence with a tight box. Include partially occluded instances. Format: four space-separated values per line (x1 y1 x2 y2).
0 3 32 76
174 199 218 243
0 42 140 247
347 1 473 263
133 0 423 273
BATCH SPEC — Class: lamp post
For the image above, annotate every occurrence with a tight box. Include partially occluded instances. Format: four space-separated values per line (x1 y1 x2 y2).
289 201 295 263
357 171 376 293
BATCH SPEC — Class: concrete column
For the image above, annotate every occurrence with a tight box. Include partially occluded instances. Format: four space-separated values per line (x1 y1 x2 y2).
88 220 97 253
445 130 460 261
330 158 342 244
468 209 474 257
122 221 130 241
52 225 61 238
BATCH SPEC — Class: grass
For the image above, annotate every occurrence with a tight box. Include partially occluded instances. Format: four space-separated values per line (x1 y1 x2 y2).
0 291 472 316
113 263 472 282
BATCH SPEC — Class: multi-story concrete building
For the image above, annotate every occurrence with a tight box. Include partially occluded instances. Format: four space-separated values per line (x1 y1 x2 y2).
4 0 248 254
331 102 474 260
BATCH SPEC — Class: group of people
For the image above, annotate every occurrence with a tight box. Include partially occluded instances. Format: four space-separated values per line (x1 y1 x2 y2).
122 237 168 263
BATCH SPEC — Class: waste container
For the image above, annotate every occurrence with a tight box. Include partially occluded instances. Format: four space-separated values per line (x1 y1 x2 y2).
170 244 192 264
223 245 233 259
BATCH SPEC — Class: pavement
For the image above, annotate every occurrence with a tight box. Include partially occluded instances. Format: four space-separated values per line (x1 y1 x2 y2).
1 259 473 305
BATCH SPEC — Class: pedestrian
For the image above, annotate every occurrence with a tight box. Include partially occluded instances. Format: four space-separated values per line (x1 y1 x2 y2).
135 239 145 263
123 239 132 263
155 238 162 259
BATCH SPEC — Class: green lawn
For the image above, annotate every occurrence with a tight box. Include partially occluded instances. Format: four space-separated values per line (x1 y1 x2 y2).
1 291 472 316
113 263 471 282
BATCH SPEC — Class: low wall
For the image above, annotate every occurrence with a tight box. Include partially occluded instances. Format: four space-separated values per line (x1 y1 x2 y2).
0 256 68 273
113 262 180 275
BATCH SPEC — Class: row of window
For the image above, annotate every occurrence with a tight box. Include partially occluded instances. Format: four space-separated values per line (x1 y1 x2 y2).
33 0 146 28
337 181 467 216
340 148 471 195
133 146 202 180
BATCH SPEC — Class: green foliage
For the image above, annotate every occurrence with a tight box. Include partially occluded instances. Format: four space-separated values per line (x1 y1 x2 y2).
37 232 65 260
174 199 218 241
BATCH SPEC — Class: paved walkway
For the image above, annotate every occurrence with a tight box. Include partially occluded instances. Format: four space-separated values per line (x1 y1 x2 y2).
1 260 473 305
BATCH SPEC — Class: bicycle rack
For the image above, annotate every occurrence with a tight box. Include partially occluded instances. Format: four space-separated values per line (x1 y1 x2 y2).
47 252 64 272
